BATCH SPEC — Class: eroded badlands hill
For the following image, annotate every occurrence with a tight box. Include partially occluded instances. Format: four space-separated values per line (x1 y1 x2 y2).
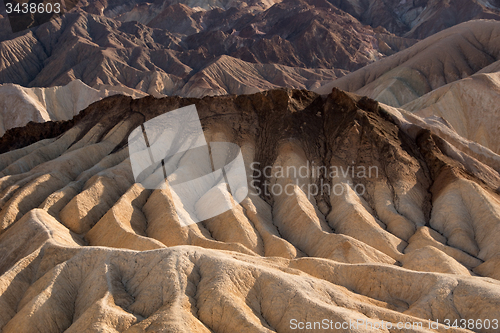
331 0 500 39
1 88 500 332
0 80 147 138
402 71 500 155
313 20 500 160
61 0 500 39
315 20 500 107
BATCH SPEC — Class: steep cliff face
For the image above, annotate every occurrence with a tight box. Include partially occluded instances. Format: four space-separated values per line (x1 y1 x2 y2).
1 88 499 332
313 20 500 162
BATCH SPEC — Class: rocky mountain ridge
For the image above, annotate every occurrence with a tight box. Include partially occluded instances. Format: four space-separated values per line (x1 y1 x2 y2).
1 1 500 331
0 0 498 111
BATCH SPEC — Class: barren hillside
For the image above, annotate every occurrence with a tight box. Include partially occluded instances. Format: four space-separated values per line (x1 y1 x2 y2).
402 71 500 155
315 20 500 106
1 88 499 332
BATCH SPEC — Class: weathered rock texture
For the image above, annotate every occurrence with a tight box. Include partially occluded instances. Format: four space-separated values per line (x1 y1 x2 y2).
1 88 500 332
1 0 499 105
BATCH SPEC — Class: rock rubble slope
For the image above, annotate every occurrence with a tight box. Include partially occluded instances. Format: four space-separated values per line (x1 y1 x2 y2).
1 88 500 332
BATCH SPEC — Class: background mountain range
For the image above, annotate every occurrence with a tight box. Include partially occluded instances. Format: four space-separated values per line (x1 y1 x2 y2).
0 0 498 98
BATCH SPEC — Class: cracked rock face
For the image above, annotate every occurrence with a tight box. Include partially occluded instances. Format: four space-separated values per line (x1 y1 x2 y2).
1 88 500 332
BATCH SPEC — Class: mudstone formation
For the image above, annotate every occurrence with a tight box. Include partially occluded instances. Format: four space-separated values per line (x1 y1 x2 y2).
0 88 500 332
